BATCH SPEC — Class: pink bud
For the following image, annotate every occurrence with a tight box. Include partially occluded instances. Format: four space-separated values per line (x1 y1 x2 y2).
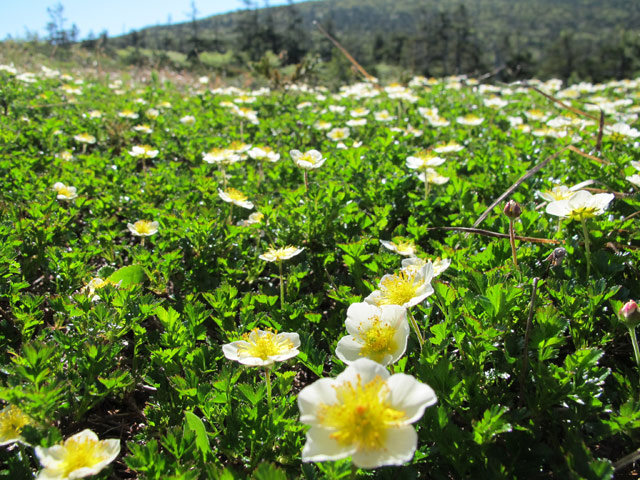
619 300 640 328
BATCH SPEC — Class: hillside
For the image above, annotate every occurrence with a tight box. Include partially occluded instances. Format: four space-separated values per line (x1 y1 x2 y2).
107 0 640 81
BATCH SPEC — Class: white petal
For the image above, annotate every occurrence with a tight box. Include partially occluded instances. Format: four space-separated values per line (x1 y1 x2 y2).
279 332 300 348
302 427 354 463
386 374 437 423
335 358 390 386
545 200 570 217
351 426 418 469
335 336 363 364
298 378 338 425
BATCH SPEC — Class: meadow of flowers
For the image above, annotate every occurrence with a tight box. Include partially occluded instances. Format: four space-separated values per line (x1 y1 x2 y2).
1 64 640 478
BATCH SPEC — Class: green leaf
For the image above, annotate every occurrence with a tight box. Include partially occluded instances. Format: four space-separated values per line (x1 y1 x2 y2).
107 264 145 287
472 405 512 445
184 410 211 459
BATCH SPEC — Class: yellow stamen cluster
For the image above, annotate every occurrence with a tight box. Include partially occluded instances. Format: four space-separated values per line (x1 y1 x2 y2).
225 188 248 202
568 206 598 221
378 272 419 306
132 220 155 235
318 375 405 449
58 435 112 477
237 329 294 361
0 406 30 442
300 153 317 165
359 317 397 362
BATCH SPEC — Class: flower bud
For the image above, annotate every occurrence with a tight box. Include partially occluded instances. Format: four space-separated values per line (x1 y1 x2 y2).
619 300 640 328
504 200 522 219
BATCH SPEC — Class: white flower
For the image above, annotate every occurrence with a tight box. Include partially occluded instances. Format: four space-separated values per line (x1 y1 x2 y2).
298 358 437 469
365 262 434 308
52 182 77 201
146 108 160 119
327 128 350 141
127 220 159 236
118 109 139 119
380 240 417 256
483 96 509 109
406 152 446 170
346 119 367 127
218 188 254 209
524 109 549 122
374 110 395 122
336 303 409 366
433 141 464 154
402 256 450 277
128 145 158 158
248 146 280 162
73 133 96 144
35 429 120 480
291 149 326 170
417 169 449 185
605 122 640 138
456 114 484 126
180 115 196 125
132 124 153 134
202 148 240 165
626 174 640 188
223 329 300 366
546 190 614 220
427 116 450 127
314 121 332 130
259 246 304 262
536 185 579 202
350 107 369 117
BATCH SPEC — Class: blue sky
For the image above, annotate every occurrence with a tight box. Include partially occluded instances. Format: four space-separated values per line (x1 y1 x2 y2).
1 0 303 40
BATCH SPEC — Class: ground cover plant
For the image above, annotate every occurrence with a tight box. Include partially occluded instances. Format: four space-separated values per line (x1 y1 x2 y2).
1 64 640 479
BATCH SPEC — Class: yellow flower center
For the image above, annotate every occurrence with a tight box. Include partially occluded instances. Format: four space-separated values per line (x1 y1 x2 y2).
133 220 155 235
0 406 30 442
237 330 294 360
395 242 415 254
226 188 248 202
57 186 75 198
318 375 405 450
230 141 249 152
377 271 419 306
59 436 111 477
359 317 397 362
268 246 298 261
568 207 598 221
299 153 317 165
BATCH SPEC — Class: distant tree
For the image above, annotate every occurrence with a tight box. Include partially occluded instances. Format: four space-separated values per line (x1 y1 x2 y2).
280 0 307 64
187 0 201 62
46 3 73 47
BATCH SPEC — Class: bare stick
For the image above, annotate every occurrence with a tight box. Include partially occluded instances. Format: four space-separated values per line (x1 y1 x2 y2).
528 86 599 121
614 448 640 472
427 226 561 245
313 21 377 83
472 146 570 229
596 110 605 152
566 145 610 166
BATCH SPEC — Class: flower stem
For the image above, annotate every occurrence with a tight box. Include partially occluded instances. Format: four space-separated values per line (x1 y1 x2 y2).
350 463 358 480
509 219 518 269
264 367 273 413
581 218 591 277
407 309 425 351
228 204 233 225
628 327 640 368
424 175 430 201
278 260 285 309
303 170 309 192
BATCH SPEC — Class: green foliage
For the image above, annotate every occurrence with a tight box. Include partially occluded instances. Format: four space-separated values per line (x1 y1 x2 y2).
0 60 639 479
